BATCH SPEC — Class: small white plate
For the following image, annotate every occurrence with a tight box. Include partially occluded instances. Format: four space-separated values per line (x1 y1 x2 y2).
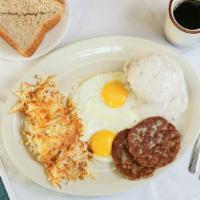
2 36 200 196
0 1 70 61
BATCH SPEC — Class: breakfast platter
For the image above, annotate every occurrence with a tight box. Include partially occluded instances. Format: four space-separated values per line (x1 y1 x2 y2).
2 36 200 196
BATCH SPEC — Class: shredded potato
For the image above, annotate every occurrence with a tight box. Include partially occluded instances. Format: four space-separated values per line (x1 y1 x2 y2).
11 76 92 187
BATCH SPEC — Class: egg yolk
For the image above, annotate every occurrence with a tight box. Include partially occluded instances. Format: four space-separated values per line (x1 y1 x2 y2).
101 81 128 108
90 130 115 157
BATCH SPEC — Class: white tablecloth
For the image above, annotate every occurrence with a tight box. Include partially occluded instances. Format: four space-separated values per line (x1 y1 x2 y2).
0 0 200 199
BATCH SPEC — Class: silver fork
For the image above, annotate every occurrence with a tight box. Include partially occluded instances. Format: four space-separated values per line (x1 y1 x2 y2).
188 133 200 174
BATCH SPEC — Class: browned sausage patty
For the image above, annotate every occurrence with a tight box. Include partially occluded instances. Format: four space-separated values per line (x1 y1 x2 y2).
127 117 181 168
112 129 154 180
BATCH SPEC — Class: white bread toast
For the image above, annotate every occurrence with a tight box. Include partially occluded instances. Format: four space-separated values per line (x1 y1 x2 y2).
0 0 65 57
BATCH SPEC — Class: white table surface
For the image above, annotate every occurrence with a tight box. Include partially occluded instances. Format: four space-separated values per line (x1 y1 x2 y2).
0 0 200 199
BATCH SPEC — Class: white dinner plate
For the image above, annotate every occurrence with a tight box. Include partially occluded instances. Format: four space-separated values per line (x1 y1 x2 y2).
0 1 70 61
2 36 200 196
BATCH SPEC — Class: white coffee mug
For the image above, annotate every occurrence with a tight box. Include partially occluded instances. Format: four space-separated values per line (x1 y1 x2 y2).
164 0 200 47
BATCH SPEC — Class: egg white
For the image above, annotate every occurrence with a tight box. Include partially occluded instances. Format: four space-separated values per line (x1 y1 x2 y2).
93 154 113 163
71 72 138 162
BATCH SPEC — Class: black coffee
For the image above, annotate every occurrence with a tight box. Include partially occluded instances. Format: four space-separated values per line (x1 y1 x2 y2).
173 0 200 30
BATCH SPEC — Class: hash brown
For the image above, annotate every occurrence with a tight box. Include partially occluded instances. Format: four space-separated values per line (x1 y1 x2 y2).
11 76 92 187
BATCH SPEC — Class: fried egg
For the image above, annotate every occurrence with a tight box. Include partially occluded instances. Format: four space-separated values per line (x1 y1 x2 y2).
89 130 115 162
71 72 138 162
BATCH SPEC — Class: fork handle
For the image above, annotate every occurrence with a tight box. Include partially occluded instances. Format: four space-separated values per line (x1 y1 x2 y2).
189 134 200 174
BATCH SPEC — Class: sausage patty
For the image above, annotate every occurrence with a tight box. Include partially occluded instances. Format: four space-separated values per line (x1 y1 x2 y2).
127 117 181 168
112 129 154 180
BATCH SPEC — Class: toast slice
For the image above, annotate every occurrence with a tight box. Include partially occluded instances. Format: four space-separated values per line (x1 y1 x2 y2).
0 0 64 15
0 0 65 57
